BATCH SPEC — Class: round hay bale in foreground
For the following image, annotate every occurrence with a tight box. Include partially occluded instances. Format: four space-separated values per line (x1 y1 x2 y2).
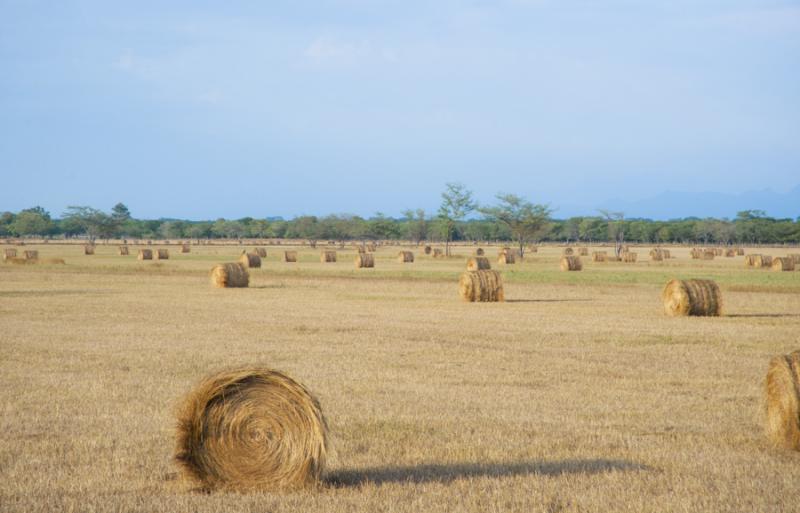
284 251 298 263
210 263 249 288
467 256 491 271
459 270 504 302
397 250 414 263
240 252 262 268
355 253 374 268
560 255 582 271
764 351 800 451
174 367 328 491
661 279 722 317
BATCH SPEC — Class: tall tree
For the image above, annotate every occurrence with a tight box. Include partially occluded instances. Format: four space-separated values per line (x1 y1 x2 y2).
438 183 475 256
480 194 552 257
61 206 119 241
402 209 428 244
598 209 625 257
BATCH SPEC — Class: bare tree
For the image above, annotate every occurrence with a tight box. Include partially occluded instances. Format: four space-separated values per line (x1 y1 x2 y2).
598 209 625 257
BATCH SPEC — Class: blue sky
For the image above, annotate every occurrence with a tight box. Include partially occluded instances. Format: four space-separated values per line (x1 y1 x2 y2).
1 0 798 220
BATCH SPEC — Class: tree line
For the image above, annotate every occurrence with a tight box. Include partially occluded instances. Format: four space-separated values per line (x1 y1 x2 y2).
2 184 799 247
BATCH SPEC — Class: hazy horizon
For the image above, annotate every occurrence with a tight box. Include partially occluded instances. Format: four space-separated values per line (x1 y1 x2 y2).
2 1 798 220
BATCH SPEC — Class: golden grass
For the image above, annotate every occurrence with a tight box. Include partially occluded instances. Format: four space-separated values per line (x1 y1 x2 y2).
175 367 328 491
1 243 800 512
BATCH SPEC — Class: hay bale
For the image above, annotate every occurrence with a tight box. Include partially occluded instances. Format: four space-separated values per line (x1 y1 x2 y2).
714 248 723 256
366 242 376 252
787 254 800 265
772 257 795 272
497 251 516 264
649 249 664 261
662 249 671 259
622 251 638 263
355 253 374 268
432 248 445 258
137 249 153 260
3 248 17 261
84 245 95 255
210 263 249 288
702 249 715 260
690 248 702 259
174 367 327 491
24 250 38 260
240 252 262 268
397 251 414 263
181 244 191 253
563 247 574 256
725 248 736 257
560 255 582 271
467 256 491 271
254 248 267 258
118 246 129 256
592 251 607 262
754 255 773 268
475 248 485 256
423 245 432 255
155 249 170 260
736 247 745 256
284 251 298 263
578 247 589 256
459 270 504 302
745 254 759 267
320 250 337 263
764 351 800 451
661 279 722 317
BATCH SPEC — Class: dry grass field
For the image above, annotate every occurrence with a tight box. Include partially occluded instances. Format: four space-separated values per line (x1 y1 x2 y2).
1 243 799 512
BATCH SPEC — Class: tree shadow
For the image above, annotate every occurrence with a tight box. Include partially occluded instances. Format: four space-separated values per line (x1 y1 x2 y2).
726 313 800 318
327 459 650 487
505 299 594 303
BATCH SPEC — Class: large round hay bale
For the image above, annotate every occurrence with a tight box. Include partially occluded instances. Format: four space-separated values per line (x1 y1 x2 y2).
622 251 638 263
725 248 736 257
788 254 800 265
320 250 337 263
560 255 582 271
424 245 432 255
240 252 262 268
397 251 414 263
23 250 38 260
755 255 773 268
467 256 491 271
475 248 484 256
155 249 170 260
84 244 95 255
118 245 129 256
181 244 191 253
563 247 574 255
661 279 722 317
497 250 515 264
210 263 249 288
3 248 17 261
649 249 664 261
772 257 795 272
702 249 715 260
254 247 267 258
577 247 589 256
284 251 298 263
736 247 745 256
355 253 374 268
174 367 328 491
745 254 759 267
592 251 607 262
764 351 800 451
137 249 153 260
459 270 504 302
432 248 445 258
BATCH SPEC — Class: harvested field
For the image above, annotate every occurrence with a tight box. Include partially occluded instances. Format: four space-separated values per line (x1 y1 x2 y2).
0 243 799 513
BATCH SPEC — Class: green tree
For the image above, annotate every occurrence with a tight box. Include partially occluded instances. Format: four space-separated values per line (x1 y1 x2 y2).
480 194 552 257
438 183 476 256
61 206 119 240
10 207 53 237
402 209 428 243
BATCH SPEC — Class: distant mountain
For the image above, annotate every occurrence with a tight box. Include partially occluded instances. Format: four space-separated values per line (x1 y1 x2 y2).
560 185 800 220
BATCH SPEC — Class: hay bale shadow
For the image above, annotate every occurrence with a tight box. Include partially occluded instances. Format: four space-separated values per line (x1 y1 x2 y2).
726 314 800 318
505 299 594 303
327 459 650 487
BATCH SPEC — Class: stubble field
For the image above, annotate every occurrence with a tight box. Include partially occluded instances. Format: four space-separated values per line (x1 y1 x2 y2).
1 243 799 512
